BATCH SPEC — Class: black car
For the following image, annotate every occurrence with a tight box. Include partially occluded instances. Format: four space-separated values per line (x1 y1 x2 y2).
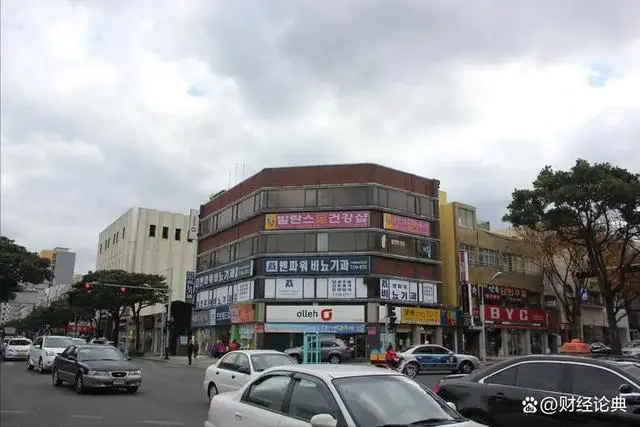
52 345 142 394
434 354 640 427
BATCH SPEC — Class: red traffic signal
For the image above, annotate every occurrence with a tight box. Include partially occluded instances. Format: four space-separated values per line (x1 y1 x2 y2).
84 282 94 292
119 286 127 294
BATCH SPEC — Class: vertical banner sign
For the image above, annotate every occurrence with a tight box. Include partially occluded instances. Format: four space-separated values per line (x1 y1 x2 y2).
185 271 195 304
188 209 199 240
458 250 469 283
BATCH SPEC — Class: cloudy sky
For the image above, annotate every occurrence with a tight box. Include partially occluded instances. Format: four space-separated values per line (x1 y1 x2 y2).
1 0 639 274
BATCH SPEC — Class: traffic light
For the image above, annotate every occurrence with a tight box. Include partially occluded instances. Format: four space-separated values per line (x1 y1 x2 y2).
387 305 397 330
116 286 128 296
84 282 94 293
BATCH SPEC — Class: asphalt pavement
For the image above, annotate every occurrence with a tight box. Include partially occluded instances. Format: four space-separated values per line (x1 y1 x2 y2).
1 357 445 427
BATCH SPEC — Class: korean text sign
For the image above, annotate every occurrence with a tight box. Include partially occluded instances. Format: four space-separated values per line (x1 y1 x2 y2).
265 211 370 230
383 213 432 237
195 259 254 290
184 271 195 304
264 256 370 275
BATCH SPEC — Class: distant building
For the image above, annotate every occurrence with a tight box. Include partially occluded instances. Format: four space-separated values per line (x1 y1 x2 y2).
95 207 196 353
0 283 48 324
40 247 76 286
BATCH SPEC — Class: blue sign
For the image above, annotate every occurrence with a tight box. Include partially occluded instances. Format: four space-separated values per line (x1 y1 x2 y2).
185 271 195 304
195 260 254 290
264 323 366 334
215 305 231 326
264 256 370 276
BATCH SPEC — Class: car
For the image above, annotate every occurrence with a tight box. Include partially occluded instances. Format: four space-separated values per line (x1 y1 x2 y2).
89 338 108 345
51 344 142 394
622 340 640 358
589 342 613 355
205 364 485 427
285 338 353 364
2 337 32 360
26 335 75 373
434 354 640 426
71 338 87 345
203 350 298 401
1 337 12 357
398 344 481 377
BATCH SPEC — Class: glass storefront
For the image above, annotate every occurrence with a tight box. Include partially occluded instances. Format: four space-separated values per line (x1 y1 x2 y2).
506 329 527 356
486 329 503 357
530 331 545 354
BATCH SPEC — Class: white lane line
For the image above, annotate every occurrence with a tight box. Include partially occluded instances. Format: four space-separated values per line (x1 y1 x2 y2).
140 421 185 426
4 362 15 366
71 415 104 419
0 410 25 414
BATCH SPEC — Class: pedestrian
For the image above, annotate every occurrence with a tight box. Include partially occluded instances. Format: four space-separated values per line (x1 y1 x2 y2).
193 339 199 359
187 338 194 365
229 339 239 352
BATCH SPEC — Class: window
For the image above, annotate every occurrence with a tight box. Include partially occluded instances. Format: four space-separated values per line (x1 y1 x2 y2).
304 233 316 252
268 189 305 208
149 225 156 237
287 378 339 422
238 196 255 220
254 192 264 211
485 366 517 386
107 237 110 248
459 244 476 266
385 234 415 257
456 207 475 228
217 207 233 230
114 232 118 243
122 227 125 238
162 226 169 239
407 195 419 214
304 189 316 207
329 187 370 206
317 233 329 252
218 353 238 371
354 232 369 251
569 364 633 397
418 240 437 260
201 217 211 235
515 362 563 392
413 346 436 355
215 246 231 266
235 238 253 260
328 232 357 252
387 190 408 211
175 228 182 241
235 353 251 373
99 243 102 253
243 375 292 411
275 233 306 253
250 354 297 372
479 249 500 269
377 188 388 207
420 197 435 218
198 252 212 271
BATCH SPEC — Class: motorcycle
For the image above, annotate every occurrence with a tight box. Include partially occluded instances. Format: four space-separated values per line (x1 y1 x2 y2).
372 356 417 379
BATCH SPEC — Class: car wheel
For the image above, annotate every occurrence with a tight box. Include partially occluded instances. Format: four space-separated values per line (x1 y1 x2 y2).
52 369 62 386
207 383 218 401
329 354 341 364
37 358 44 374
459 361 474 374
25 357 33 371
75 373 85 394
126 387 139 394
403 362 419 379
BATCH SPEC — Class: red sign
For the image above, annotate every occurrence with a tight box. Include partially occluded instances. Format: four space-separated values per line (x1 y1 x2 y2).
66 321 94 335
265 211 370 230
484 306 546 325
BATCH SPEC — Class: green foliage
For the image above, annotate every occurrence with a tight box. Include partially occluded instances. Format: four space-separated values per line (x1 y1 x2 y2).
503 159 640 353
0 236 53 303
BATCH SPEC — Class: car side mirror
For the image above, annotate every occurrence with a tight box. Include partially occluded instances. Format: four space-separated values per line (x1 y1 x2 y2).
309 414 337 427
620 384 633 394
447 402 457 411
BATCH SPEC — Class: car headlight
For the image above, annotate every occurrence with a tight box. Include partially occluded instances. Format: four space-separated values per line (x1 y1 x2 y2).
87 370 110 376
45 350 56 357
129 370 142 375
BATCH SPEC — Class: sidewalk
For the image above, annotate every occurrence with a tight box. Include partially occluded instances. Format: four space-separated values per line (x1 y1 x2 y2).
135 355 218 368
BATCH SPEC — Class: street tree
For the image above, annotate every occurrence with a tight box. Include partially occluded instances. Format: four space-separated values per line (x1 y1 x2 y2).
0 236 53 303
122 273 166 354
504 159 640 354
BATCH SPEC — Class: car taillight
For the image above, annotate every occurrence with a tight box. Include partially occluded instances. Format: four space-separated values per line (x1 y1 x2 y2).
432 384 441 394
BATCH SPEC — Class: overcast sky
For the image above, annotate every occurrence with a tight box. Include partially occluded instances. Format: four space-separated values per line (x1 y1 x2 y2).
1 0 639 275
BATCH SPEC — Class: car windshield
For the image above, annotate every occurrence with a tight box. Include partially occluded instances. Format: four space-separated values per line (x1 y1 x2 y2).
78 347 126 361
250 353 297 372
44 337 74 348
8 339 31 346
333 375 464 427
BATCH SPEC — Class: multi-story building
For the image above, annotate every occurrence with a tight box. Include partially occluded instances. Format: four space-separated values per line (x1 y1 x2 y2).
193 163 450 358
0 283 48 324
439 192 546 358
96 207 197 353
40 247 76 286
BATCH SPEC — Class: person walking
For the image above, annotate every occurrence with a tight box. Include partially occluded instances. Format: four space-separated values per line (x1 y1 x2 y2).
193 339 199 359
187 338 195 365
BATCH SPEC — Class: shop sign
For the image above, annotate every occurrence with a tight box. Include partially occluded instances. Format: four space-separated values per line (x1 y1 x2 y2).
195 259 254 290
215 305 231 325
484 284 528 303
238 324 255 337
264 256 370 276
184 271 195 304
191 309 215 328
195 280 254 310
265 305 365 323
263 323 366 334
328 278 355 299
265 211 370 230
230 304 255 324
484 306 546 325
383 213 432 237
275 278 303 299
380 279 438 304
401 307 441 326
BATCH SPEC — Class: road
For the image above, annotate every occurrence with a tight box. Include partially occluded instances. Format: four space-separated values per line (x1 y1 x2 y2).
1 358 445 427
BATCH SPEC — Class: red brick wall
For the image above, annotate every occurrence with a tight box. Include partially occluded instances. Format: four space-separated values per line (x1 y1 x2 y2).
201 164 439 217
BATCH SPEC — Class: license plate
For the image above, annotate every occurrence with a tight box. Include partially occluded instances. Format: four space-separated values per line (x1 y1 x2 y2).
113 379 125 386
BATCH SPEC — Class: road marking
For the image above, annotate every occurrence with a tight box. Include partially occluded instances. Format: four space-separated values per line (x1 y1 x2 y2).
71 415 104 419
0 410 25 414
4 362 15 366
140 421 185 426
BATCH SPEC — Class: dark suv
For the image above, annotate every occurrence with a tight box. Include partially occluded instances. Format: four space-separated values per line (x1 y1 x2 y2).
285 338 353 364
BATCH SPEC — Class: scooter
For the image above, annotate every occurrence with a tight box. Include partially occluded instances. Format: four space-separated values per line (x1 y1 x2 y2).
373 356 416 378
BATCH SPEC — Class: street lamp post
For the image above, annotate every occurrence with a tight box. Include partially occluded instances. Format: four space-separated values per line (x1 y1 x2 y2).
480 271 503 365
163 267 173 360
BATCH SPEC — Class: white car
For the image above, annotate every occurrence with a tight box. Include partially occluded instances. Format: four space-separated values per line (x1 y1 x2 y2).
203 350 298 401
2 337 32 360
205 364 485 427
622 340 640 358
26 335 75 373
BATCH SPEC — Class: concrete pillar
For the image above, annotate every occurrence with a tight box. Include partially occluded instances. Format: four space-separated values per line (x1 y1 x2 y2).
524 330 531 355
501 330 509 357
412 325 420 346
434 327 443 345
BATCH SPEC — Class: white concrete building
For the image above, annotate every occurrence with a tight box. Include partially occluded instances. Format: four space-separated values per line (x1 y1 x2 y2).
0 283 48 324
96 208 197 352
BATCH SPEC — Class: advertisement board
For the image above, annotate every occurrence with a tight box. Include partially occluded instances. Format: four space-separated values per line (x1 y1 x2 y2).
188 209 199 240
263 323 366 334
383 213 432 237
264 256 369 275
195 259 254 290
380 279 438 304
265 211 370 230
265 305 365 323
401 307 441 325
184 271 195 304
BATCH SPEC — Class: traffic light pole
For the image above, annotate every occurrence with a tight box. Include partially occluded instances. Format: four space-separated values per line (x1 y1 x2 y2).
163 286 173 360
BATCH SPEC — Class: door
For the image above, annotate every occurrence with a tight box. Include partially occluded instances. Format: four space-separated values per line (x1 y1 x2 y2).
236 374 292 426
30 337 43 365
232 353 252 391
431 345 457 370
56 346 77 381
411 345 437 371
216 353 240 393
279 374 343 427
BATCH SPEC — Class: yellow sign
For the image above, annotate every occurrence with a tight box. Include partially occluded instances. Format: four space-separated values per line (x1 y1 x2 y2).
401 307 441 325
265 214 277 230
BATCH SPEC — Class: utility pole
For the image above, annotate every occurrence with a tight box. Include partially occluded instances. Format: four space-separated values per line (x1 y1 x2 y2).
164 267 173 360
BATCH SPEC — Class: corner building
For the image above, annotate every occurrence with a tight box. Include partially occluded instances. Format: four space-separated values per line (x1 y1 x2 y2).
192 164 452 358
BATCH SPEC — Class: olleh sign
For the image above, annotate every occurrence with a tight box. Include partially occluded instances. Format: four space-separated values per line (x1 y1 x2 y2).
297 308 333 321
484 306 546 325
